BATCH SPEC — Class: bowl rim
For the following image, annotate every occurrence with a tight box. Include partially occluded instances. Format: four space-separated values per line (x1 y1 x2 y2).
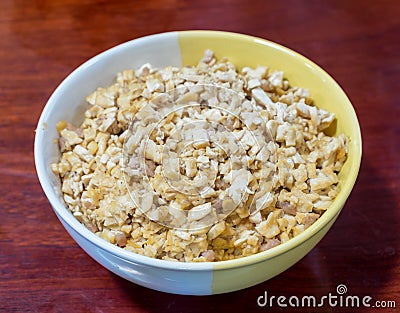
34 30 362 271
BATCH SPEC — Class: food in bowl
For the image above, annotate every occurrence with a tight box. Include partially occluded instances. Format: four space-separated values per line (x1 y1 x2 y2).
51 49 348 262
35 31 362 294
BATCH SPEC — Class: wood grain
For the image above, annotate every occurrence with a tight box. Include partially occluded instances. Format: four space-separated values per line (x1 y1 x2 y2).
1 0 399 312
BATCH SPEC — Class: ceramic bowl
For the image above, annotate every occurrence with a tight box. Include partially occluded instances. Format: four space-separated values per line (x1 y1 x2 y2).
34 31 362 295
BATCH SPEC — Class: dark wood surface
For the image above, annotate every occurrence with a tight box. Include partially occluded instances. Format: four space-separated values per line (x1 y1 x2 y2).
1 0 399 312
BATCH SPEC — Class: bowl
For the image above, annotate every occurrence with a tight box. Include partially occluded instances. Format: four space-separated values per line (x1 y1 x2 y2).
34 30 362 295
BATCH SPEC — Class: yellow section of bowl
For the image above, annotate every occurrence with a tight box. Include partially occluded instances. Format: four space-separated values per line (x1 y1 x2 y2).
178 30 362 293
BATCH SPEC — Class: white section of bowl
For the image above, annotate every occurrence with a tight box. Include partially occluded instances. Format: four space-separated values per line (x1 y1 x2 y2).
34 31 214 295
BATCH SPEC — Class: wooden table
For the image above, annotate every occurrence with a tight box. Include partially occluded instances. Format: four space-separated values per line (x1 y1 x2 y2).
1 0 399 312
